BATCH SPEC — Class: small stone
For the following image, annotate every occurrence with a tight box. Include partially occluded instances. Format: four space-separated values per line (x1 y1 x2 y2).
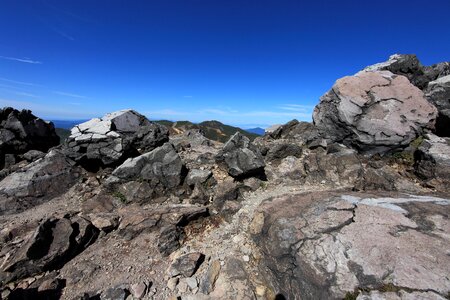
1 289 11 299
242 255 250 262
130 282 147 299
177 279 189 293
101 287 129 300
255 285 266 296
167 277 178 291
199 260 221 295
232 235 243 244
185 277 198 290
169 252 205 277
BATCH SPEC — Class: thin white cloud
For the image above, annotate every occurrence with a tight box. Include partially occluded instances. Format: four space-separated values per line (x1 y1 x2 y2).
0 89 41 98
53 91 86 99
243 110 311 118
0 77 42 87
145 109 190 116
52 28 75 41
183 95 193 98
0 56 42 64
0 98 97 119
0 98 36 108
279 104 315 112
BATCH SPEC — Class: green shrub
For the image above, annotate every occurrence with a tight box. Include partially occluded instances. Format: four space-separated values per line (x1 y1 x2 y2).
113 191 128 204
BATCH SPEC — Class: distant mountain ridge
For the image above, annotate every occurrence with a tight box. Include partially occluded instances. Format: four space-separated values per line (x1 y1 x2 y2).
51 118 259 144
245 127 265 135
155 120 259 143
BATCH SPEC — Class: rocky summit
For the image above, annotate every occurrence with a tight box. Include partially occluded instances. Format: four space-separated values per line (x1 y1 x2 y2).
0 54 449 300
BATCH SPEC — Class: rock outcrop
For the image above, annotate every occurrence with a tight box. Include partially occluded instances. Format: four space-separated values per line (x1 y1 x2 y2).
0 107 59 169
0 149 79 215
0 216 98 284
313 70 437 155
110 142 186 196
215 132 265 179
64 110 168 170
364 54 450 137
425 75 450 136
414 133 450 187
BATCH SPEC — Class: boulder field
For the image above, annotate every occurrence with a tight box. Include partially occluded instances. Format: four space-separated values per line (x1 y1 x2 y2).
0 54 449 300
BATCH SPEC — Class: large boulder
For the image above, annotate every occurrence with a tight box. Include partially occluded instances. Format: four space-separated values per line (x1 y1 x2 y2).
364 54 450 137
0 149 79 215
64 110 168 169
252 192 450 299
0 107 59 169
110 142 186 194
0 216 99 284
313 71 438 155
425 75 450 136
215 132 265 179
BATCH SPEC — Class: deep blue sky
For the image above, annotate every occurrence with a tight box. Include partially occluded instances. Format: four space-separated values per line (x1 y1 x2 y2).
1 0 449 128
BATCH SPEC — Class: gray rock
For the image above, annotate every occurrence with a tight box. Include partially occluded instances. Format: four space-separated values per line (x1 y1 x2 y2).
157 225 184 257
199 260 221 294
21 150 45 162
0 107 59 169
426 75 450 136
0 149 79 215
112 142 185 192
313 71 438 155
88 213 120 233
130 282 147 299
212 179 240 210
266 120 320 144
363 54 430 88
169 252 205 277
171 129 214 151
215 132 265 178
265 142 302 162
252 192 450 299
414 133 450 186
133 123 169 153
185 169 212 186
64 110 168 169
101 286 129 300
0 216 99 284
364 54 450 90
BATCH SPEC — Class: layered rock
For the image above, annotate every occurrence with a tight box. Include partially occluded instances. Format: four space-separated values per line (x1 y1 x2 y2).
313 71 437 155
215 132 265 179
64 110 168 169
0 107 59 169
0 149 79 215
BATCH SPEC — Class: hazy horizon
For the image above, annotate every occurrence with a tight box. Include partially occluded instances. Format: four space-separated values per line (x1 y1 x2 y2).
1 0 450 128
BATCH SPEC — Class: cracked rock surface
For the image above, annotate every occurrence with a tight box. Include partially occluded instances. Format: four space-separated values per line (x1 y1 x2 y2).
313 70 437 154
252 192 450 300
64 109 168 169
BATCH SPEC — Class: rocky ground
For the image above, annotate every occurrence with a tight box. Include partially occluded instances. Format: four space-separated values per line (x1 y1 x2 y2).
0 54 449 300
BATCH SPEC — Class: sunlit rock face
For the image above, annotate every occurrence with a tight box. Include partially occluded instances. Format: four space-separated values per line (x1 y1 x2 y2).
313 70 437 155
64 109 168 169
